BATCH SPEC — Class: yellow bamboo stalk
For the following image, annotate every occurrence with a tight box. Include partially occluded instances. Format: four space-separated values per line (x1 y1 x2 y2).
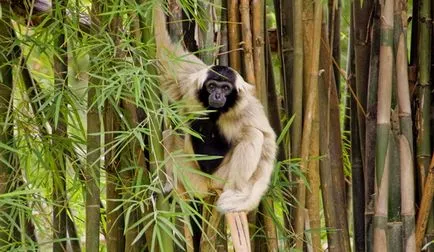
228 0 242 72
239 0 256 86
306 100 321 251
294 2 322 250
415 154 434 251
251 0 267 107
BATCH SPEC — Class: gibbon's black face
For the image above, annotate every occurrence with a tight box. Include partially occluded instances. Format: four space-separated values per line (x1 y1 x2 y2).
198 66 238 113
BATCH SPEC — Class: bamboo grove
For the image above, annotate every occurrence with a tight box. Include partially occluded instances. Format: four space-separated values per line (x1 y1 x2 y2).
0 0 433 251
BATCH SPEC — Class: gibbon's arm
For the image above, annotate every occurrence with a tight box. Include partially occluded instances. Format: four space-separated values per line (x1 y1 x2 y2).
224 127 264 190
153 3 206 76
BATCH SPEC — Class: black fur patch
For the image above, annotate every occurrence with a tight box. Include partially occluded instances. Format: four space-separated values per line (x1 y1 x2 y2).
197 66 238 117
191 119 231 174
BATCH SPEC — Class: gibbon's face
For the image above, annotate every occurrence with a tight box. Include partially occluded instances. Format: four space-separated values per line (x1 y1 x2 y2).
198 66 238 113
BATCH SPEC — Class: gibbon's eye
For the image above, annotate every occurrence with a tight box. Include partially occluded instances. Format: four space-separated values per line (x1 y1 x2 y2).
222 85 230 92
208 83 215 90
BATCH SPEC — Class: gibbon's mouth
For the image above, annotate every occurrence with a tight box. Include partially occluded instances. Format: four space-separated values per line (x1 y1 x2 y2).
209 100 225 108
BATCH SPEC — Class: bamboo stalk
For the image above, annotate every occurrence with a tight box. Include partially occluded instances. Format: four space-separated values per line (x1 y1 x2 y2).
226 212 251 252
306 11 322 247
306 100 321 252
200 196 227 251
239 0 255 86
365 3 381 250
328 43 351 252
278 0 294 116
415 154 434 251
251 0 267 108
104 11 127 252
415 0 434 241
318 13 351 251
399 136 416 251
415 0 432 195
328 0 341 97
353 0 374 163
318 23 340 251
85 2 104 252
219 0 229 66
167 0 183 41
395 0 416 250
228 0 241 72
373 0 394 250
52 1 69 251
294 2 322 250
197 1 216 65
291 0 303 160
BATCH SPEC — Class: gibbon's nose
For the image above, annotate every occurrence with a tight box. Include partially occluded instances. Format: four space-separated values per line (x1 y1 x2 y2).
215 93 222 99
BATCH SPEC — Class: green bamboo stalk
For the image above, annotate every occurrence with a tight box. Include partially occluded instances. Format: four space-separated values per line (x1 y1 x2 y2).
373 0 394 250
415 0 432 194
85 1 103 251
105 29 124 252
387 134 402 252
52 1 69 251
415 0 434 241
395 0 416 250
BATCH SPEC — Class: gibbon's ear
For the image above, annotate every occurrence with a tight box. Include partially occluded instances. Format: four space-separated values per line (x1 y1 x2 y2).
234 72 255 95
190 68 211 90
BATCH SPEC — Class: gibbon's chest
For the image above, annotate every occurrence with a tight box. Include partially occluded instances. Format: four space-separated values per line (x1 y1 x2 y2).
190 118 231 174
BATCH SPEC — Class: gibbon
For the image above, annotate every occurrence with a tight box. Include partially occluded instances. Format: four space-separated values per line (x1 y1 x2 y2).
154 2 277 213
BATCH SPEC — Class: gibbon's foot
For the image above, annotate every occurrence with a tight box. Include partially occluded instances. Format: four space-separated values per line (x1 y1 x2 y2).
216 189 253 213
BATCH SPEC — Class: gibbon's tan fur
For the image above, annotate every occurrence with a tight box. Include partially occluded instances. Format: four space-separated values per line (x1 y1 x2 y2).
154 2 277 213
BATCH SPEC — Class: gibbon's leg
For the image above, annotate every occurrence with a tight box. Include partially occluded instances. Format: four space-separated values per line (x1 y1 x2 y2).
216 127 269 212
162 130 209 197
162 129 180 193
